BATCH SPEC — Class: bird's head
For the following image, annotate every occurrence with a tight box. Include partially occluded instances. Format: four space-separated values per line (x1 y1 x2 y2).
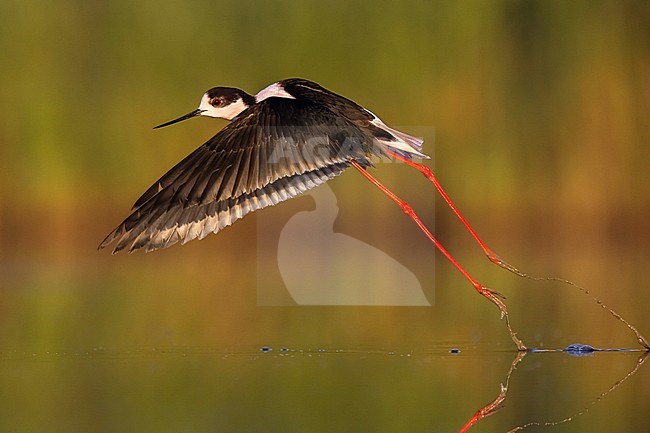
154 87 255 129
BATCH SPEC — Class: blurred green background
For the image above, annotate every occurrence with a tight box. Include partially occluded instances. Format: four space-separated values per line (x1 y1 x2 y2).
1 0 649 431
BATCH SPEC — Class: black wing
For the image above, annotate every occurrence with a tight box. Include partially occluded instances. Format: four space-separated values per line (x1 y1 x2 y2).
99 97 381 253
283 78 400 142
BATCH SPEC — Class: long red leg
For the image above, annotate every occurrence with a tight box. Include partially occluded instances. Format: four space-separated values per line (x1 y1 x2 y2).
458 351 527 433
350 160 526 351
385 149 524 275
384 151 650 350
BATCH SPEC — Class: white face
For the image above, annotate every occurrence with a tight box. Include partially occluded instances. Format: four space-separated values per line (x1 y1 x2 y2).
198 93 249 120
255 82 296 102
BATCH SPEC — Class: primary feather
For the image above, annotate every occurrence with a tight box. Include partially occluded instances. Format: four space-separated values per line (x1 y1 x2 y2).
99 97 380 253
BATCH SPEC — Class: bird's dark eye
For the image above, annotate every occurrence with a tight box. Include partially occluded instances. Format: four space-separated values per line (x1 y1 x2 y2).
210 97 222 107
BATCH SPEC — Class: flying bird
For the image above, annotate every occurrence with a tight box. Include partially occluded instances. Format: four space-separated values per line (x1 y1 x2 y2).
99 78 427 254
99 78 527 349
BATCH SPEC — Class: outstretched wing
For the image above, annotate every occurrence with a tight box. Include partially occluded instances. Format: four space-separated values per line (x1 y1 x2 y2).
99 97 380 253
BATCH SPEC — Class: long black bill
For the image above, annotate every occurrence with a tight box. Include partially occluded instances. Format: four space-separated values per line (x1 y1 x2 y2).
153 109 205 129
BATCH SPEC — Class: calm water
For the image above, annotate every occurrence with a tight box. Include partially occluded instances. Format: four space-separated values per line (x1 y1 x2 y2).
0 343 647 432
2 188 649 432
2 243 649 433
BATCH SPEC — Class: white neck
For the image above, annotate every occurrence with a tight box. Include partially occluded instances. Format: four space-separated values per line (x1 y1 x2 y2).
255 82 296 102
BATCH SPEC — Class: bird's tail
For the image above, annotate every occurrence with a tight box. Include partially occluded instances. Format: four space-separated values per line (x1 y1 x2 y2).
382 125 428 158
375 123 429 160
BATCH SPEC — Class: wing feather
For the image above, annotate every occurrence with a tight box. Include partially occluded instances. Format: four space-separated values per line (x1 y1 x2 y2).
99 97 374 253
